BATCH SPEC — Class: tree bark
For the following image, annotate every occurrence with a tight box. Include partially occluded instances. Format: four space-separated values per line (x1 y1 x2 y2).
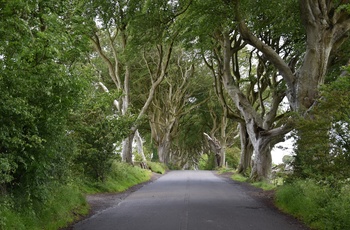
237 123 253 174
204 133 224 167
220 31 291 180
122 131 135 164
250 139 272 181
134 129 147 162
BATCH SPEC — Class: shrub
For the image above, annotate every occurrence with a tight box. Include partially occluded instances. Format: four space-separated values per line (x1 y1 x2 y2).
0 184 88 230
276 179 350 230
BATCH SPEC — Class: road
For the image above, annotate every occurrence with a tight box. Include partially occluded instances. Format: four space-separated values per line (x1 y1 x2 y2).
74 170 307 230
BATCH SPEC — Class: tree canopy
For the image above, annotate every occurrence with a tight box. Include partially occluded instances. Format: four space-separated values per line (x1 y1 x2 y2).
1 2 350 222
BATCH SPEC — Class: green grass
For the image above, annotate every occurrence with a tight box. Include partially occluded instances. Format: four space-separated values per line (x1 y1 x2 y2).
216 167 235 174
231 173 277 190
275 179 350 230
79 161 152 193
0 162 152 230
231 173 249 182
0 184 89 230
147 161 167 174
251 181 276 190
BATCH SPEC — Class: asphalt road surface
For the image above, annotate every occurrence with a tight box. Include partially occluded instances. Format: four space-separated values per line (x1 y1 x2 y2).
74 170 307 230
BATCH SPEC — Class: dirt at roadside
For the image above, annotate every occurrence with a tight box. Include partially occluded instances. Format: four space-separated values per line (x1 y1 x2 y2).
60 172 163 230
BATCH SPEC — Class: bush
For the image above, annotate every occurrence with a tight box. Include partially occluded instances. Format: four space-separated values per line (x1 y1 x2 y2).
293 77 350 181
276 179 350 230
0 184 88 230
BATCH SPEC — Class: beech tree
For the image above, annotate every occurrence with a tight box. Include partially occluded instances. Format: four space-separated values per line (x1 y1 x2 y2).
148 49 196 164
231 0 350 180
181 0 350 180
85 0 191 163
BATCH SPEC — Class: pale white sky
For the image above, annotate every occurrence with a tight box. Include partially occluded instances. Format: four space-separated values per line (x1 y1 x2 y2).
271 137 294 164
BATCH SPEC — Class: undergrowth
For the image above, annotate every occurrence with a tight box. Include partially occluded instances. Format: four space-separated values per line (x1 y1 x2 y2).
231 173 277 190
0 162 151 229
216 167 235 174
80 161 151 193
147 161 167 174
275 179 350 230
0 184 88 230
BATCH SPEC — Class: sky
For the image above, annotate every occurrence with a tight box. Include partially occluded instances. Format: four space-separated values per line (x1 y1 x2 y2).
271 137 295 164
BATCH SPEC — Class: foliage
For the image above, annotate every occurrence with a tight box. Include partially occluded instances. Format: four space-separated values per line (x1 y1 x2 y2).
225 147 241 169
69 88 134 182
0 184 88 230
0 0 90 203
199 147 240 171
198 154 217 170
216 167 235 174
276 179 350 230
0 1 149 229
147 161 167 174
293 76 350 181
251 181 276 191
0 162 151 229
282 155 294 165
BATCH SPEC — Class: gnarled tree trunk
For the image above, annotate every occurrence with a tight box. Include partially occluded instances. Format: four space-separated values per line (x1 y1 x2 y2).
237 123 253 175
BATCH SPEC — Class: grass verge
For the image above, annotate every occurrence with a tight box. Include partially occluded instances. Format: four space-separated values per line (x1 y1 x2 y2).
0 184 89 230
0 162 152 230
275 179 350 230
147 161 167 174
231 173 277 190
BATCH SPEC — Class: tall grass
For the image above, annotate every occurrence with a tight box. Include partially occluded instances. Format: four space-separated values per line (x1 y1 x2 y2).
0 162 152 229
147 161 167 174
275 179 350 230
0 184 88 230
86 161 151 193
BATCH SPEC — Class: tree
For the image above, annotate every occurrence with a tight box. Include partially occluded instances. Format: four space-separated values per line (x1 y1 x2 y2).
168 71 215 169
86 0 190 163
204 54 239 168
232 0 350 180
69 89 133 181
148 49 196 164
0 0 90 197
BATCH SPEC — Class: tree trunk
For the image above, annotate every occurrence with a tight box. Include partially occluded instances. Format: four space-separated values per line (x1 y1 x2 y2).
237 123 253 174
122 132 135 164
158 139 170 165
204 133 225 167
134 129 147 162
219 113 227 167
221 32 289 181
250 137 272 181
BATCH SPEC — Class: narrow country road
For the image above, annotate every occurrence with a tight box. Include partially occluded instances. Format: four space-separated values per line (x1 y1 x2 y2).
74 171 307 230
